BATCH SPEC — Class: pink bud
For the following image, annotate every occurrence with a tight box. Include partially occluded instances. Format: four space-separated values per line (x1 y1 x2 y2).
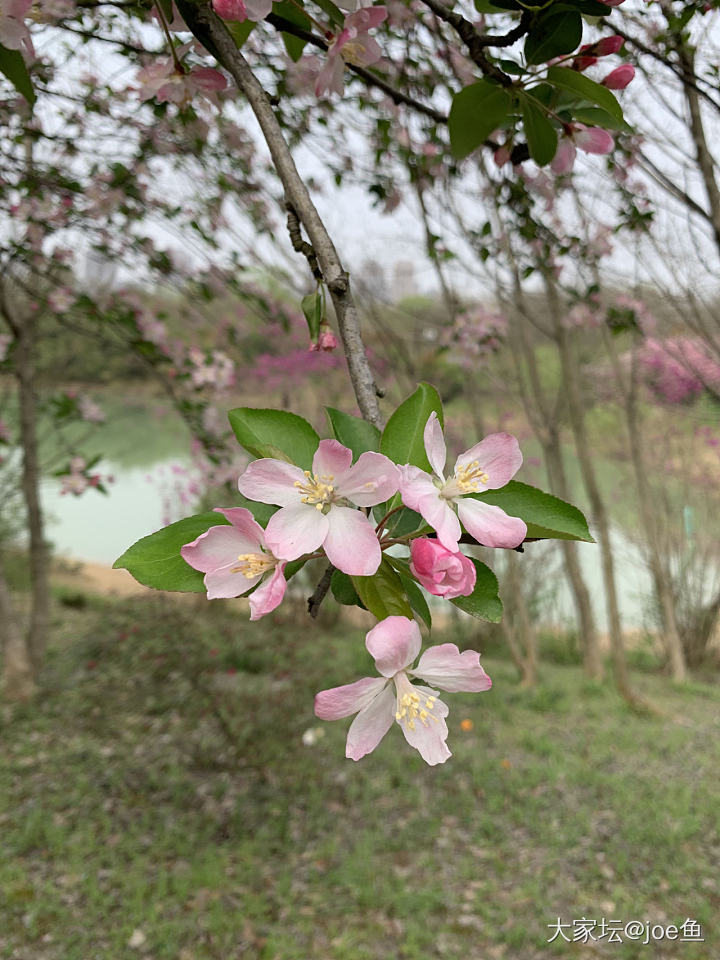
598 0 625 5
572 55 598 72
596 35 625 56
212 0 247 20
409 538 476 599
602 64 635 89
317 328 338 352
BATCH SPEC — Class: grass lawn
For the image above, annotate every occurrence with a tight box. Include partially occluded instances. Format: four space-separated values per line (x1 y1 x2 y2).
1 594 718 960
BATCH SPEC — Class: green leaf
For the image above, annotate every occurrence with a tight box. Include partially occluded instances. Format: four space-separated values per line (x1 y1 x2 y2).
331 570 365 608
525 10 582 66
473 481 594 542
451 559 503 622
449 81 513 161
352 559 413 621
0 43 35 104
302 291 322 341
113 512 230 592
228 407 319 469
386 558 432 630
380 382 443 474
311 0 344 26
272 0 311 59
572 106 633 133
228 20 255 47
521 100 558 165
325 407 380 460
547 66 623 121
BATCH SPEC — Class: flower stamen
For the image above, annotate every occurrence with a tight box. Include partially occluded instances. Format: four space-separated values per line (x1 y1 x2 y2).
231 553 275 578
395 690 438 731
454 460 489 493
293 471 335 509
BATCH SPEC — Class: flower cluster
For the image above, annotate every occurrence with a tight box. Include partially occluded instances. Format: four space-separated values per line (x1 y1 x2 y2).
181 412 526 764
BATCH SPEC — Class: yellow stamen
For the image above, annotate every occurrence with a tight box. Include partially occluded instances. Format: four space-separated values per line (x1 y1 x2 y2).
395 690 438 731
454 459 489 493
293 470 335 507
231 553 275 578
340 40 368 66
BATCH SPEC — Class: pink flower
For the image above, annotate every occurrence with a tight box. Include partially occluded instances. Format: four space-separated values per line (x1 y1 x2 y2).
136 60 227 106
310 326 339 352
0 0 33 59
398 413 526 552
315 616 491 765
315 7 387 97
237 439 399 575
181 507 287 619
602 64 635 89
212 0 271 21
551 125 614 175
409 538 476 599
595 35 624 56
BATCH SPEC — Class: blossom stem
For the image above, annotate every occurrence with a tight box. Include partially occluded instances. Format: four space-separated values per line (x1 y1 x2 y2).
374 504 404 534
154 1 183 71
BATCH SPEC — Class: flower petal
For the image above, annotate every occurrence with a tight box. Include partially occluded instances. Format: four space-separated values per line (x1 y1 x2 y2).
204 563 260 600
365 616 421 677
181 524 258 573
411 643 492 692
214 506 266 548
323 506 381 575
312 438 353 478
423 412 446 479
237 458 306 506
335 452 400 506
417 492 462 552
457 498 527 549
315 676 388 720
398 464 438 512
248 562 287 620
454 433 522 489
346 683 396 760
395 678 451 766
264 502 328 560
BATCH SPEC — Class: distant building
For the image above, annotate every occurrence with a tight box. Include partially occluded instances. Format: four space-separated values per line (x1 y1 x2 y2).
392 260 417 301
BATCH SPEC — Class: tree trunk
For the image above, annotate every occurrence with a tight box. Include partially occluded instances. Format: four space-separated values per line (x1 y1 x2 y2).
0 560 35 702
501 550 538 687
15 313 50 670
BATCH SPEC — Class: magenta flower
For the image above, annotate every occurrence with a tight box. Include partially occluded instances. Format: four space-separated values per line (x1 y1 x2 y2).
212 0 271 21
237 439 399 575
551 125 615 175
409 537 476 599
602 64 635 89
316 7 388 97
181 507 287 619
315 616 491 765
398 413 526 552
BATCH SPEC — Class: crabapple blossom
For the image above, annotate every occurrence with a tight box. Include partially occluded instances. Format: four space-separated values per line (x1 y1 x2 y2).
309 324 339 352
0 0 33 57
398 412 526 552
238 439 399 575
315 7 388 97
212 0 272 22
181 507 287 619
136 59 227 107
409 538 476 599
551 126 615 175
315 616 491 765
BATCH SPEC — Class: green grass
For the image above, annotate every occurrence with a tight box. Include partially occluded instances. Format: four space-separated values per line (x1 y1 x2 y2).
1 595 719 959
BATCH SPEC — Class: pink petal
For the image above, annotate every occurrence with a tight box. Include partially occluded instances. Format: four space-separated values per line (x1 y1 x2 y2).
395 678 451 766
551 139 576 175
335 452 400 506
398 464 439 511
264 502 328 561
454 433 522 489
417 492 462 553
323 506 381 575
312 438 353 478
346 7 388 30
346 683 396 760
574 125 614 155
204 563 260 600
244 0 272 19
456 498 527 549
365 616 421 677
423 412 446 479
353 35 382 67
411 643 492 692
315 676 388 720
248 562 287 620
181 524 258 573
214 506 266 549
237 458 306 506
